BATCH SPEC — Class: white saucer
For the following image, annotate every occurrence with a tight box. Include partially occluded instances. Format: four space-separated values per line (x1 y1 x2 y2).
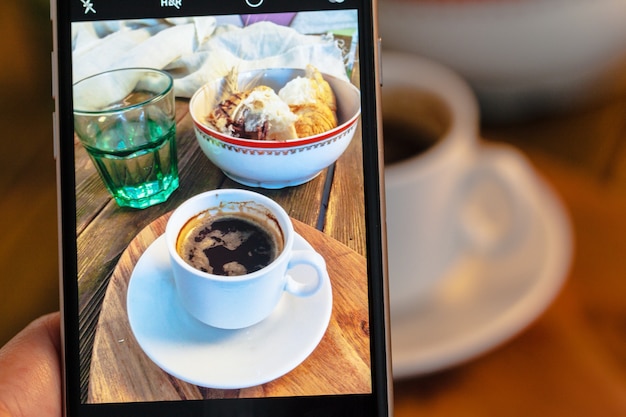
127 233 332 389
390 170 573 378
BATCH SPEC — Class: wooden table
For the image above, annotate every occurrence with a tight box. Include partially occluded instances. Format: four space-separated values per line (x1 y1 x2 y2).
75 89 372 401
393 79 626 416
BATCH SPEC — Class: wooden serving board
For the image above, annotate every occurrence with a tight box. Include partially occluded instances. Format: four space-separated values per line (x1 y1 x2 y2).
87 213 371 403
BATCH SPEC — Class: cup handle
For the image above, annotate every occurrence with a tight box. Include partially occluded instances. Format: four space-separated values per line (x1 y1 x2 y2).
284 250 326 297
454 144 536 257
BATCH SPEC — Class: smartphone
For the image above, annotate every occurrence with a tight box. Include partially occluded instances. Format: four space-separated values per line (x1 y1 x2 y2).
51 0 391 416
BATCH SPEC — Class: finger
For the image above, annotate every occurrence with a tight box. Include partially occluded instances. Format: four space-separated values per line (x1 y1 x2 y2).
0 312 62 417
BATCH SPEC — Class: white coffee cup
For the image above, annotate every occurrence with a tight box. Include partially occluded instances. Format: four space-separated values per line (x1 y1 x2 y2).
383 51 535 309
166 189 325 329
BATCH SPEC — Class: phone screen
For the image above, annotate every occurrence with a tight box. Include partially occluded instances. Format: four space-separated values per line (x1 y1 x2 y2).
53 0 390 416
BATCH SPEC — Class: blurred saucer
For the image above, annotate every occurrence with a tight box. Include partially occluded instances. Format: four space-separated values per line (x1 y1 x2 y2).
390 164 573 378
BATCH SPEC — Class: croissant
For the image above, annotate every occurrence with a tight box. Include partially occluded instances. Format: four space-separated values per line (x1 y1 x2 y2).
290 102 338 137
305 64 337 113
278 65 338 138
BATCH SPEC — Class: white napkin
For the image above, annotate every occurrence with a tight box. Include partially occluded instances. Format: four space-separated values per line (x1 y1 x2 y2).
72 17 349 108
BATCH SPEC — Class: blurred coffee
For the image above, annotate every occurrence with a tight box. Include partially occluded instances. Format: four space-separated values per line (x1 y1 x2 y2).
382 87 451 165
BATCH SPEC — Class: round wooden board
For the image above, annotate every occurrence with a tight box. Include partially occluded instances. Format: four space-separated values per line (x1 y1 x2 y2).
87 213 371 403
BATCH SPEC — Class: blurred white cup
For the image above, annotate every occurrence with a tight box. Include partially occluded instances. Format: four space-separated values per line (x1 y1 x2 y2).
383 51 536 310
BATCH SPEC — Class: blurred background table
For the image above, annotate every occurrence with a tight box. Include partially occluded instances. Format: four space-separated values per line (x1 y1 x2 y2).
1 0 626 415
394 95 626 416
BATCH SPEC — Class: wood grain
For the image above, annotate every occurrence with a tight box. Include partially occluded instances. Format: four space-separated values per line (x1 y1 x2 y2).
87 214 371 403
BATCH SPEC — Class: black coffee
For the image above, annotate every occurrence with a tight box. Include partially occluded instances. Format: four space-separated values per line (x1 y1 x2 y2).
176 212 283 276
382 87 451 165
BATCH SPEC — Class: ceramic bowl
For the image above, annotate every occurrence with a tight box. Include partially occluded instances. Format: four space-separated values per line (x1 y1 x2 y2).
190 68 361 189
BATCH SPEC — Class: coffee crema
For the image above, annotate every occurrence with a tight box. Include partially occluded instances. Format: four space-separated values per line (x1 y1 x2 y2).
382 87 451 165
176 211 283 276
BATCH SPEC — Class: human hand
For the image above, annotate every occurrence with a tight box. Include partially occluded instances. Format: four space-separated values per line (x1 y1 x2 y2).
0 313 62 417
